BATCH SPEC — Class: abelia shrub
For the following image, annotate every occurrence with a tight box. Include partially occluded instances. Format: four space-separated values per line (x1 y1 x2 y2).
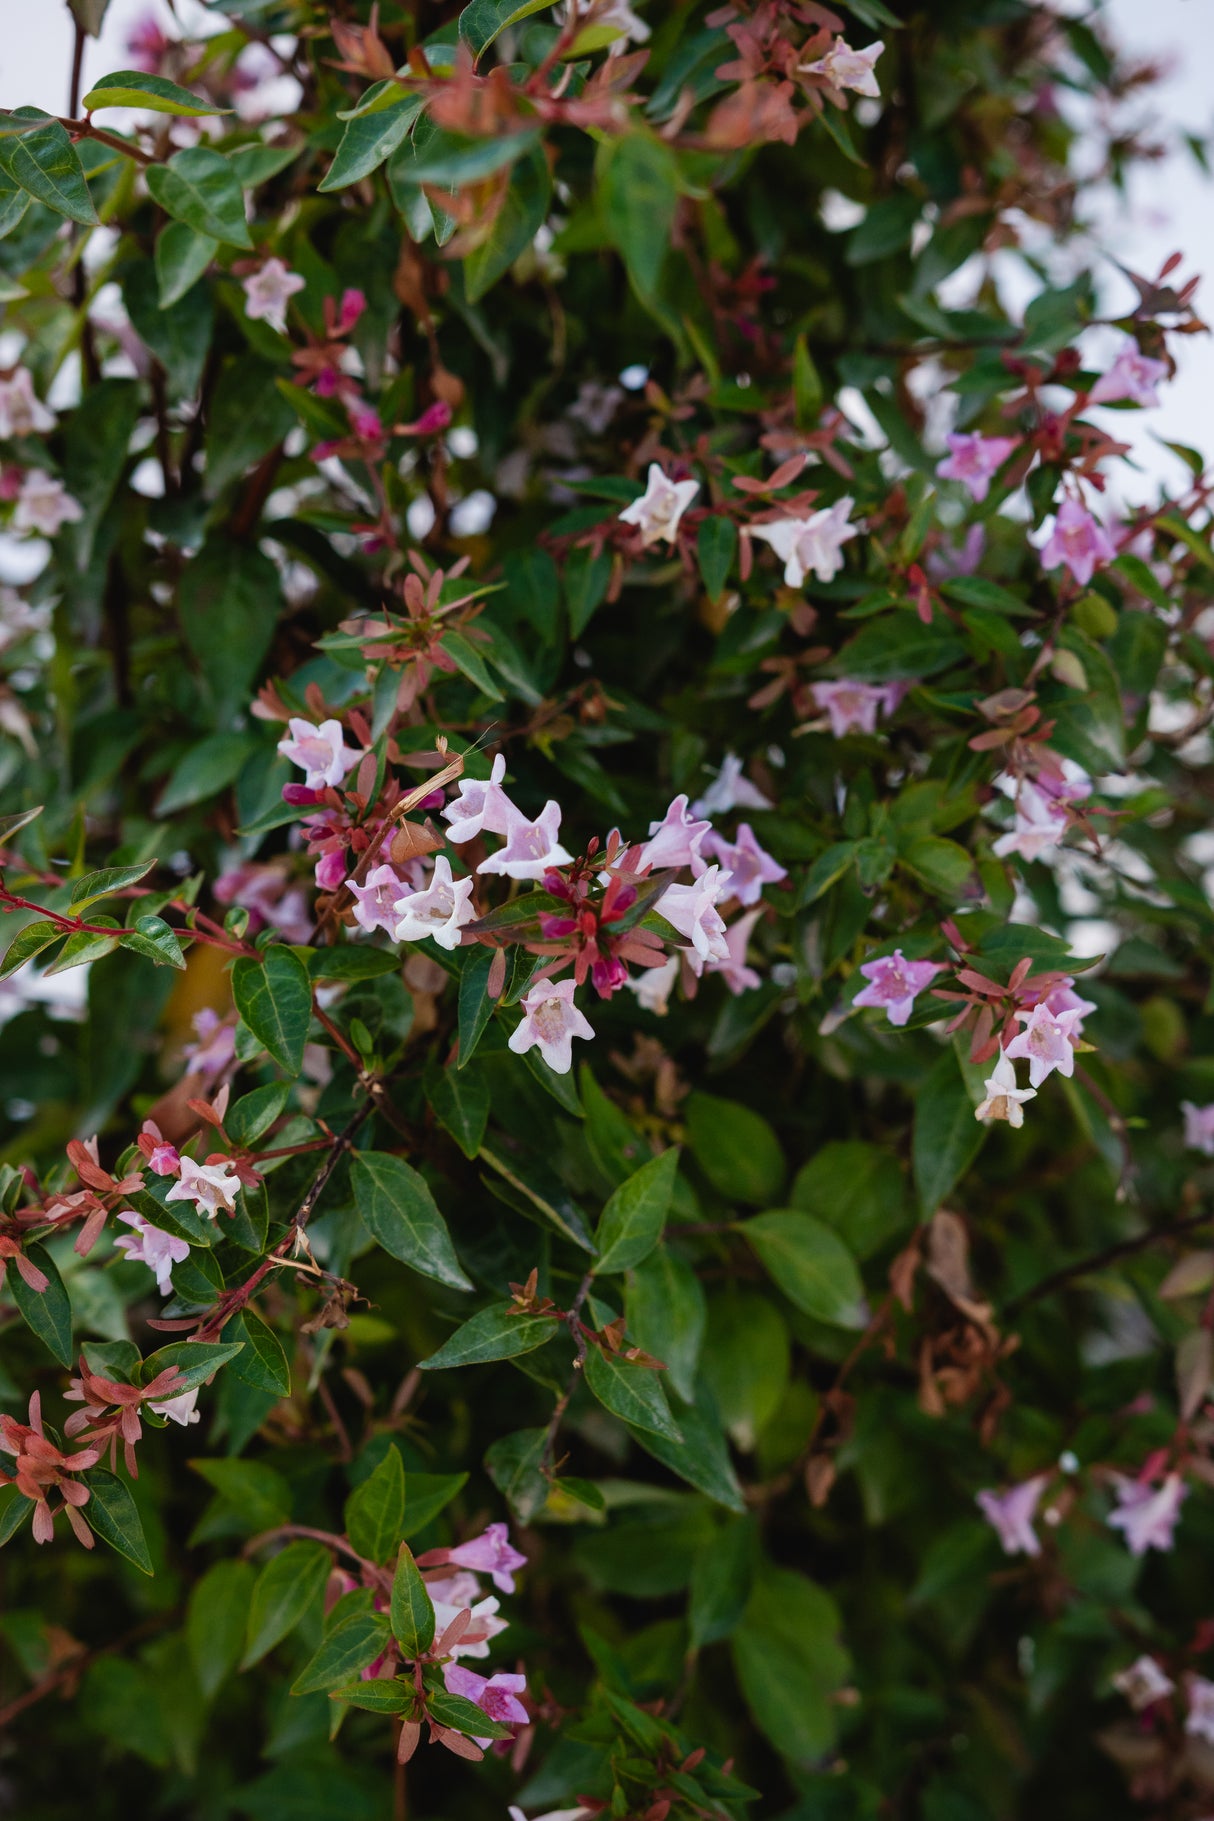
0 1 1213 1816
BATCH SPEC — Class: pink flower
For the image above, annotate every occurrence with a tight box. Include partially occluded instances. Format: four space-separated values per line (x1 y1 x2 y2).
750 498 857 586
446 1522 527 1593
1186 1674 1214 1743
935 432 1017 503
442 1664 528 1746
799 36 884 97
618 463 700 546
314 849 347 891
656 865 732 964
976 1475 1049 1556
1034 978 1096 1035
627 954 679 1014
1040 499 1117 587
852 949 941 1027
705 907 763 994
182 1007 236 1080
1113 1656 1174 1711
0 370 55 440
277 717 362 790
689 754 771 819
242 258 306 333
1002 1003 1084 1087
974 1052 1036 1128
126 12 172 73
991 781 1069 862
166 1156 241 1219
399 400 453 437
639 795 712 871
441 754 515 843
349 863 414 936
149 1388 200 1426
1107 1473 1187 1556
1183 1102 1214 1156
426 1572 507 1659
339 289 366 332
700 824 786 906
390 855 476 951
811 680 890 738
13 471 83 537
1089 345 1167 408
113 1212 190 1295
478 801 574 882
927 523 986 581
508 978 594 1074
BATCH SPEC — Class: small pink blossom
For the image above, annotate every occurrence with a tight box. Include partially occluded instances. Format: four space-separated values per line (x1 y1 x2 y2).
974 1052 1036 1128
1089 345 1167 408
314 849 347 891
390 855 476 951
349 863 414 936
811 679 901 738
1186 1674 1214 1744
441 754 515 843
277 717 361 789
13 471 83 537
700 824 786 906
618 463 700 546
442 1664 528 1746
750 497 857 585
627 954 679 1014
0 369 55 440
508 978 595 1074
991 780 1070 862
1034 978 1096 1035
657 865 732 964
242 258 306 333
478 801 574 882
1114 1656 1175 1711
935 432 1017 502
446 1522 527 1593
1182 1102 1214 1156
1107 1473 1187 1556
799 36 884 97
689 754 771 819
705 907 763 995
853 949 942 1027
1040 499 1117 587
149 1388 200 1426
639 794 712 871
165 1156 241 1219
182 1008 236 1080
1003 1003 1084 1088
976 1475 1049 1556
426 1572 508 1659
113 1212 190 1295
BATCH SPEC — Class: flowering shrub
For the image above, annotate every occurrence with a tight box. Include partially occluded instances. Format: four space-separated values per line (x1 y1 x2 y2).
1 0 1214 1814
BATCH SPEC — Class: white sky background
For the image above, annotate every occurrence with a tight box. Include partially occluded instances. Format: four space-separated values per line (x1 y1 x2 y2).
0 0 1212 488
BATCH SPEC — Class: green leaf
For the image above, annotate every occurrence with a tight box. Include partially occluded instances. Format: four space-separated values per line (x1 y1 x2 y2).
739 1211 866 1329
599 133 678 300
583 1345 682 1442
68 0 113 34
69 859 157 908
913 1047 986 1215
156 730 258 816
224 1081 290 1146
351 1151 473 1291
0 1488 31 1545
441 630 505 701
292 1610 391 1695
121 256 213 398
900 835 978 899
791 1141 908 1261
330 1680 412 1714
425 1687 514 1739
320 96 422 192
84 1471 153 1574
243 1541 331 1667
424 1057 490 1159
10 1243 73 1367
836 612 966 682
594 1147 679 1275
191 1459 290 1533
0 919 63 980
420 1305 561 1369
458 0 555 58
227 1312 291 1396
0 110 98 225
187 1559 256 1699
484 1429 548 1522
632 1394 746 1511
142 1339 245 1396
389 1542 435 1658
402 1471 468 1536
44 920 121 975
793 334 824 425
626 1245 705 1404
458 947 496 1065
686 1093 784 1207
307 947 400 982
464 141 552 301
121 914 187 970
231 945 312 1076
61 377 141 571
155 220 218 307
344 1444 405 1563
696 516 737 601
203 355 297 500
690 1515 757 1647
145 147 252 248
83 70 227 115
732 1566 851 1765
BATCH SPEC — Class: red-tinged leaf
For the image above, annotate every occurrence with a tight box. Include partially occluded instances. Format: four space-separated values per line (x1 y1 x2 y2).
66 1141 113 1191
768 454 808 489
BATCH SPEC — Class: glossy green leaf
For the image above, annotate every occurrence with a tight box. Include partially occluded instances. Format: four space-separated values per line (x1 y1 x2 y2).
420 1305 561 1369
84 1471 153 1574
344 1444 405 1563
593 1147 679 1275
187 1559 256 1698
583 1344 682 1442
458 0 555 57
242 1541 331 1667
320 96 422 192
227 1312 291 1396
155 220 218 307
10 1243 73 1367
0 110 98 225
351 1151 473 1291
292 1610 391 1695
686 1093 784 1207
231 945 312 1076
599 132 677 300
83 70 226 115
740 1211 867 1329
145 147 252 248
389 1542 435 1658
913 1048 987 1215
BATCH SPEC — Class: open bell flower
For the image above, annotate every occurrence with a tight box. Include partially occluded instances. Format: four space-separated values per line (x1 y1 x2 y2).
656 865 732 964
638 794 712 871
242 258 306 333
441 753 515 843
0 369 56 439
478 801 574 882
1089 344 1167 408
508 978 594 1074
390 855 476 951
113 1211 190 1295
975 1052 1036 1127
1002 1003 1083 1088
618 463 699 546
853 949 941 1027
1107 1473 1186 1556
13 471 84 537
1039 499 1116 587
690 753 771 819
799 36 884 97
277 716 362 789
444 1521 527 1593
935 431 1017 502
976 1474 1049 1556
750 497 857 585
442 1664 528 1747
166 1155 241 1219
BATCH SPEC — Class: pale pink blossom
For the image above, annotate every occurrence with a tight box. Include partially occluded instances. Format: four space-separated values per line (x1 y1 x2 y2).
1040 499 1117 587
799 36 884 97
242 258 305 333
1034 978 1097 1034
1003 1003 1083 1087
1108 1473 1187 1556
750 497 857 586
706 908 763 994
976 1475 1049 1556
509 1808 595 1821
182 1007 236 1080
926 523 985 581
165 1156 241 1219
478 801 574 882
277 717 361 790
974 1052 1036 1128
445 1522 527 1592
853 949 942 1027
214 862 313 944
149 1387 201 1426
561 0 649 44
689 754 771 819
1186 1675 1214 1743
1113 1656 1175 1711
657 865 731 964
991 781 1070 862
935 432 1017 502
349 863 415 936
441 753 514 843
13 471 83 537
638 794 712 871
618 463 700 546
811 679 900 738
390 855 475 951
700 824 786 906
627 954 679 1014
113 1212 190 1296
442 1664 528 1745
1182 1101 1214 1156
508 977 594 1074
0 370 55 440
426 1573 508 1659
1090 345 1167 408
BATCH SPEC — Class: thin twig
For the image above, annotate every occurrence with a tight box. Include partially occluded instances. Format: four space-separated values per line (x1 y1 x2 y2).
1003 1209 1214 1317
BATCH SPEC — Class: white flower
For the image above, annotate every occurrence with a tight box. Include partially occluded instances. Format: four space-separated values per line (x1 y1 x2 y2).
165 1156 241 1219
991 781 1069 863
242 258 306 333
390 855 476 951
508 978 594 1074
277 717 362 790
0 369 56 439
13 471 84 537
749 498 857 585
656 864 732 964
149 1387 201 1426
974 1052 1037 1128
477 801 574 882
627 955 679 1015
618 463 700 547
799 37 884 98
1113 1655 1174 1711
689 753 772 819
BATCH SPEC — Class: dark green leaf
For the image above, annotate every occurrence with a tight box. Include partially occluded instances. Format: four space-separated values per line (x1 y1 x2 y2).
420 1305 561 1369
424 1057 490 1159
145 147 252 248
187 1559 256 1698
389 1542 435 1658
227 1312 291 1396
242 1541 331 1667
458 0 555 57
913 1048 986 1215
351 1151 473 1291
155 220 218 307
84 1471 153 1574
292 1610 391 1695
583 1345 681 1442
464 141 552 301
231 945 312 1076
83 71 226 115
696 516 738 600
686 1093 784 1207
320 96 422 192
344 1444 405 1563
600 133 677 300
740 1211 866 1329
425 1687 514 1739
594 1147 679 1275
0 110 97 225
10 1243 73 1368
142 1339 245 1396
402 1471 468 1536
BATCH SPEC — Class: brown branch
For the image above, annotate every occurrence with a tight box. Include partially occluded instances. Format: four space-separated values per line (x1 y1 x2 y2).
1002 1209 1214 1318
0 1613 170 1730
541 1271 594 1473
55 117 153 167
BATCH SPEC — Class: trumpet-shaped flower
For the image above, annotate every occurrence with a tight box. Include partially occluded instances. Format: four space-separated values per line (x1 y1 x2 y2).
445 1521 527 1592
508 978 594 1074
1113 1656 1174 1711
1040 499 1117 587
441 753 515 843
242 258 305 332
618 463 699 546
639 794 712 871
277 717 361 789
442 1663 528 1746
1107 1473 1187 1556
700 824 786 906
974 1052 1036 1127
349 863 413 935
1182 1101 1214 1156
478 801 573 881
689 753 772 819
853 949 941 1027
13 471 83 537
1003 1003 1084 1087
165 1156 241 1219
935 431 1017 502
0 369 55 439
657 865 732 963
750 497 857 585
390 855 476 951
113 1212 190 1295
799 37 884 97
976 1475 1048 1556
1089 345 1167 408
